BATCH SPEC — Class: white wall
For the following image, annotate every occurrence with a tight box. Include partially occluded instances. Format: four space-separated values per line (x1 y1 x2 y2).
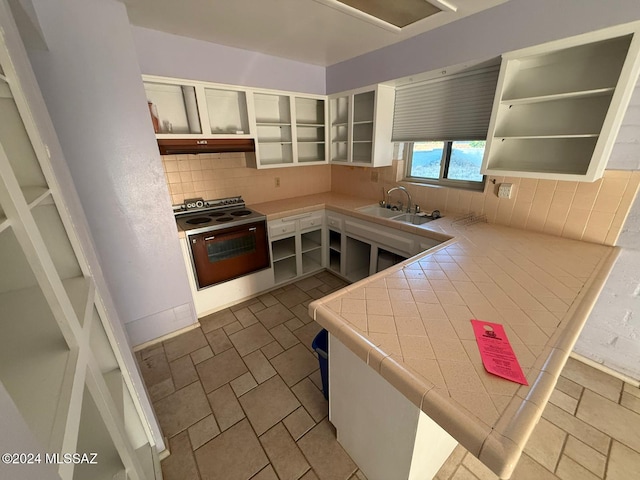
132 26 326 94
326 0 640 380
26 0 196 345
574 84 640 380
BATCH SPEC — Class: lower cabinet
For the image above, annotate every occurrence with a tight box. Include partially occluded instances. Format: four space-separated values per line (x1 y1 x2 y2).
269 211 325 285
268 210 445 287
345 236 371 283
272 236 297 284
325 212 444 284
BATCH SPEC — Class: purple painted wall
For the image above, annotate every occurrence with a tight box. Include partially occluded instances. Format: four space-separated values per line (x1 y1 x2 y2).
132 26 326 95
27 0 196 343
327 0 640 93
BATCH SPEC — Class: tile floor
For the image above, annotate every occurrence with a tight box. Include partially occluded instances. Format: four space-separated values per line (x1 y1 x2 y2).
135 271 640 480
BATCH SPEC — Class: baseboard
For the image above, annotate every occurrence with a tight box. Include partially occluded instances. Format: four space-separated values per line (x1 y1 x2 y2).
570 352 640 387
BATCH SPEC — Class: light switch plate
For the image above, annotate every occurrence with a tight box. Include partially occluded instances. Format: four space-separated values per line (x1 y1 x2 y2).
498 183 513 199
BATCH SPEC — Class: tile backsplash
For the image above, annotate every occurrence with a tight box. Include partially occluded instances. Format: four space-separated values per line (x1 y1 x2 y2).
162 153 331 205
161 153 638 246
331 161 640 246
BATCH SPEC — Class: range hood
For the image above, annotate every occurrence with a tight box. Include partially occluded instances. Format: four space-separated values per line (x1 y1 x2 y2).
157 138 255 155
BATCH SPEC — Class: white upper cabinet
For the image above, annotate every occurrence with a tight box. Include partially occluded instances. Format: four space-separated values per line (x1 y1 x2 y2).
143 76 252 138
246 90 328 168
142 75 328 168
482 22 640 181
329 85 395 167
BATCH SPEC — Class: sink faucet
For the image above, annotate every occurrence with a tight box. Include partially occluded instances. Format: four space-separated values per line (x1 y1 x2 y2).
387 186 413 213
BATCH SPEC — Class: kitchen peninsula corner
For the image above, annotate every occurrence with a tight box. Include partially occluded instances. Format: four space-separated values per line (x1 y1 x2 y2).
298 196 616 479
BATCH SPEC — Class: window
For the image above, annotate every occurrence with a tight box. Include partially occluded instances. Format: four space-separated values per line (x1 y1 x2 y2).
405 140 486 190
392 64 498 191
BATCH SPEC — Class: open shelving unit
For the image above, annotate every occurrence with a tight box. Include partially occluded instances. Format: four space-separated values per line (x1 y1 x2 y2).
328 85 394 167
482 25 640 181
295 97 327 163
0 14 159 480
301 229 322 274
328 229 342 274
376 248 408 273
345 236 371 283
271 236 297 284
254 93 294 166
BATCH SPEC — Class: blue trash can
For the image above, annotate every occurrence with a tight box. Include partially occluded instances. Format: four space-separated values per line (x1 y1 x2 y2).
312 329 329 400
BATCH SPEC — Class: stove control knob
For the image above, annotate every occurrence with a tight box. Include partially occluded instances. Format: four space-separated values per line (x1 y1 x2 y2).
195 200 204 208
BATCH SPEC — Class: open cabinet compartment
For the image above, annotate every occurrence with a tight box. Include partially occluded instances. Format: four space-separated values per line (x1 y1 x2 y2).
0 228 75 453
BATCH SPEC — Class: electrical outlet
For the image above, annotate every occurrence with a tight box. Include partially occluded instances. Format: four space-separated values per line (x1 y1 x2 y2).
371 170 379 182
275 177 280 187
498 183 513 199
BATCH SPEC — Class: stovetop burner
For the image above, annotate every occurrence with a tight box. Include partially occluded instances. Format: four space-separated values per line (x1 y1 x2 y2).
186 217 212 225
231 210 252 217
174 195 266 235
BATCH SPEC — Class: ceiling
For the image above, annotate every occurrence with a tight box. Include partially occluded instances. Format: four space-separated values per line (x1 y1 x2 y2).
123 0 509 66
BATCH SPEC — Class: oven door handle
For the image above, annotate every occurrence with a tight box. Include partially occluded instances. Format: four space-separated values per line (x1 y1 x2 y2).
202 226 258 242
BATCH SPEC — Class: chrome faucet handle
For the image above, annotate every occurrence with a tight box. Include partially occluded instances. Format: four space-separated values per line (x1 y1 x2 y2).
414 204 420 214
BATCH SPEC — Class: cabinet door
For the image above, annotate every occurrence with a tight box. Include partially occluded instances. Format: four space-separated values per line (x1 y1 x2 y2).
144 81 202 135
203 87 250 135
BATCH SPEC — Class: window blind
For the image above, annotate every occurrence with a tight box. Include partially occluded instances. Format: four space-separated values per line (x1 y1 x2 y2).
392 66 500 142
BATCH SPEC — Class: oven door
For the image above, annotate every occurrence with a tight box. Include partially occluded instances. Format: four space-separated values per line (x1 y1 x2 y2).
189 220 270 289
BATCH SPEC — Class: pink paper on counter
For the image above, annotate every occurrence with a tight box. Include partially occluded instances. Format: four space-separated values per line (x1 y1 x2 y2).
471 319 528 385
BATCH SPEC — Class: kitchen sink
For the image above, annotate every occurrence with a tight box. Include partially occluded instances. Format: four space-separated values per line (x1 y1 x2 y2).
392 213 434 225
356 204 404 218
357 205 438 225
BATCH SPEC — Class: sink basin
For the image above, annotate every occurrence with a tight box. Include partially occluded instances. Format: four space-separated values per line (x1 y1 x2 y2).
392 213 434 225
356 204 403 218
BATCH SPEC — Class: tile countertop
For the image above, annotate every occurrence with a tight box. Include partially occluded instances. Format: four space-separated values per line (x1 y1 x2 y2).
250 193 619 479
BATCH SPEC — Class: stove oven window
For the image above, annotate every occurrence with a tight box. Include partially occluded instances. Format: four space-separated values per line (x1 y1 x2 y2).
206 234 256 262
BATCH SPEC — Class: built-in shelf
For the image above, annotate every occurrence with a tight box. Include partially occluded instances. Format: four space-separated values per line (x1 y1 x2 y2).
483 27 640 181
23 186 50 206
63 276 94 327
272 237 296 262
4 25 159 480
496 134 599 140
301 236 321 252
302 254 322 274
0 283 73 451
274 256 297 284
73 386 126 480
329 85 394 166
502 87 615 105
345 236 371 283
346 267 369 284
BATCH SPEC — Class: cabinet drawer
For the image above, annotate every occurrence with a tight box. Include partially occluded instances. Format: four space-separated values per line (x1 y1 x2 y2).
300 215 323 230
269 221 296 238
327 215 343 230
